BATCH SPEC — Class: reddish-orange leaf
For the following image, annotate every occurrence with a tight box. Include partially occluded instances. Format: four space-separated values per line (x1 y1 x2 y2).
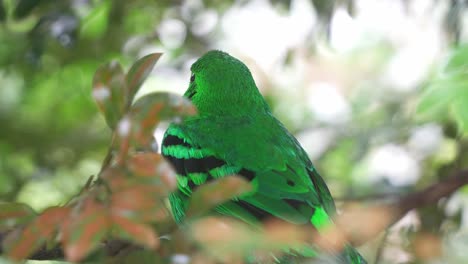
100 166 130 191
0 202 36 230
110 185 169 222
129 92 196 149
7 206 70 260
62 199 110 262
126 53 162 107
186 176 252 218
92 61 127 129
157 160 177 190
115 116 132 164
111 214 159 249
127 153 163 177
6 226 44 260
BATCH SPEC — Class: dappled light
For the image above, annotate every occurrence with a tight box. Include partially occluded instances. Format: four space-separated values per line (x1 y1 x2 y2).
0 0 467 263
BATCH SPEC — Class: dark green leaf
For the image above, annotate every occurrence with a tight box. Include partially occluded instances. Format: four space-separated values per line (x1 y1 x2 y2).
13 0 40 19
0 0 6 22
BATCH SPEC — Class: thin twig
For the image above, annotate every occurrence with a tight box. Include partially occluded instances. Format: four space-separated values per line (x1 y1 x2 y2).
374 229 389 264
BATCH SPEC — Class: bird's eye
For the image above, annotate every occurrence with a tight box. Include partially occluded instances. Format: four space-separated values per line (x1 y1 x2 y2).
190 73 195 83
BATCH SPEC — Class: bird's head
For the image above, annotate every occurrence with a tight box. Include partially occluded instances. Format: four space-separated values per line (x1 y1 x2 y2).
184 50 269 117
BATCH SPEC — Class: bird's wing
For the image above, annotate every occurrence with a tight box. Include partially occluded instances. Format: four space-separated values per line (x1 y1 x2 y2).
162 114 336 226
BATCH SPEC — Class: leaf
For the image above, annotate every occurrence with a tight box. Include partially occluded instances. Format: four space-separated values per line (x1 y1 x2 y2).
6 206 70 260
416 83 458 119
126 53 162 107
110 185 169 222
62 199 110 262
111 214 159 249
93 60 127 129
190 217 258 259
186 176 252 218
127 153 177 190
80 0 111 39
127 153 164 177
0 202 36 230
444 44 468 75
453 98 468 134
129 92 196 148
0 0 6 22
100 166 130 191
13 0 40 19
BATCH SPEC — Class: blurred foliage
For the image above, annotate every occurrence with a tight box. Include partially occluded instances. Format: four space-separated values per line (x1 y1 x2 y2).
0 0 467 263
417 45 468 134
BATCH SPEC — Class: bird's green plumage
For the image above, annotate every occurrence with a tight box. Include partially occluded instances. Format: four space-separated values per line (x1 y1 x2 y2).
162 50 366 263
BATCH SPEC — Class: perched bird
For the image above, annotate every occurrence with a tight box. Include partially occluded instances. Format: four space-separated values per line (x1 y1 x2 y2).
162 50 366 263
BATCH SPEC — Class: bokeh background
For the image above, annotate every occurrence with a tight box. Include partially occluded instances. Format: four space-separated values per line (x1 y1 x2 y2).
1 0 468 263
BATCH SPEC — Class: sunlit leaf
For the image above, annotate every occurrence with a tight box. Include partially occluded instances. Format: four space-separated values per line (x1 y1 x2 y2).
190 217 258 259
444 44 468 75
186 176 252 218
0 202 36 230
453 98 468 134
80 0 111 39
262 219 308 247
129 92 196 148
62 199 110 262
93 60 127 129
111 214 159 248
413 232 442 260
7 206 70 260
416 83 459 119
126 53 162 107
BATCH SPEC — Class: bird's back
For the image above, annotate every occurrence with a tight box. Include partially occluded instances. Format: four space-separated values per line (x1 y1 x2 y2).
162 113 366 263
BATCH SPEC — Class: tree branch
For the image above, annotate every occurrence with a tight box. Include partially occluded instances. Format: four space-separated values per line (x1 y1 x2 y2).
340 169 468 247
2 170 468 260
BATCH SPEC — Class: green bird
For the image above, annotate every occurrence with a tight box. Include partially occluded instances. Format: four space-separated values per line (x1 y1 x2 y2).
162 50 366 263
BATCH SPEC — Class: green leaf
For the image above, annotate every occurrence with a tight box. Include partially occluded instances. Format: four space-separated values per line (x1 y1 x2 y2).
13 0 40 19
453 97 468 134
416 83 458 119
0 0 6 22
92 60 127 129
186 176 252 219
444 44 468 75
126 53 162 108
0 202 36 230
80 0 111 39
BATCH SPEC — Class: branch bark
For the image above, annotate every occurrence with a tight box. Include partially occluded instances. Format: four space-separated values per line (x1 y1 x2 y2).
340 169 468 247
